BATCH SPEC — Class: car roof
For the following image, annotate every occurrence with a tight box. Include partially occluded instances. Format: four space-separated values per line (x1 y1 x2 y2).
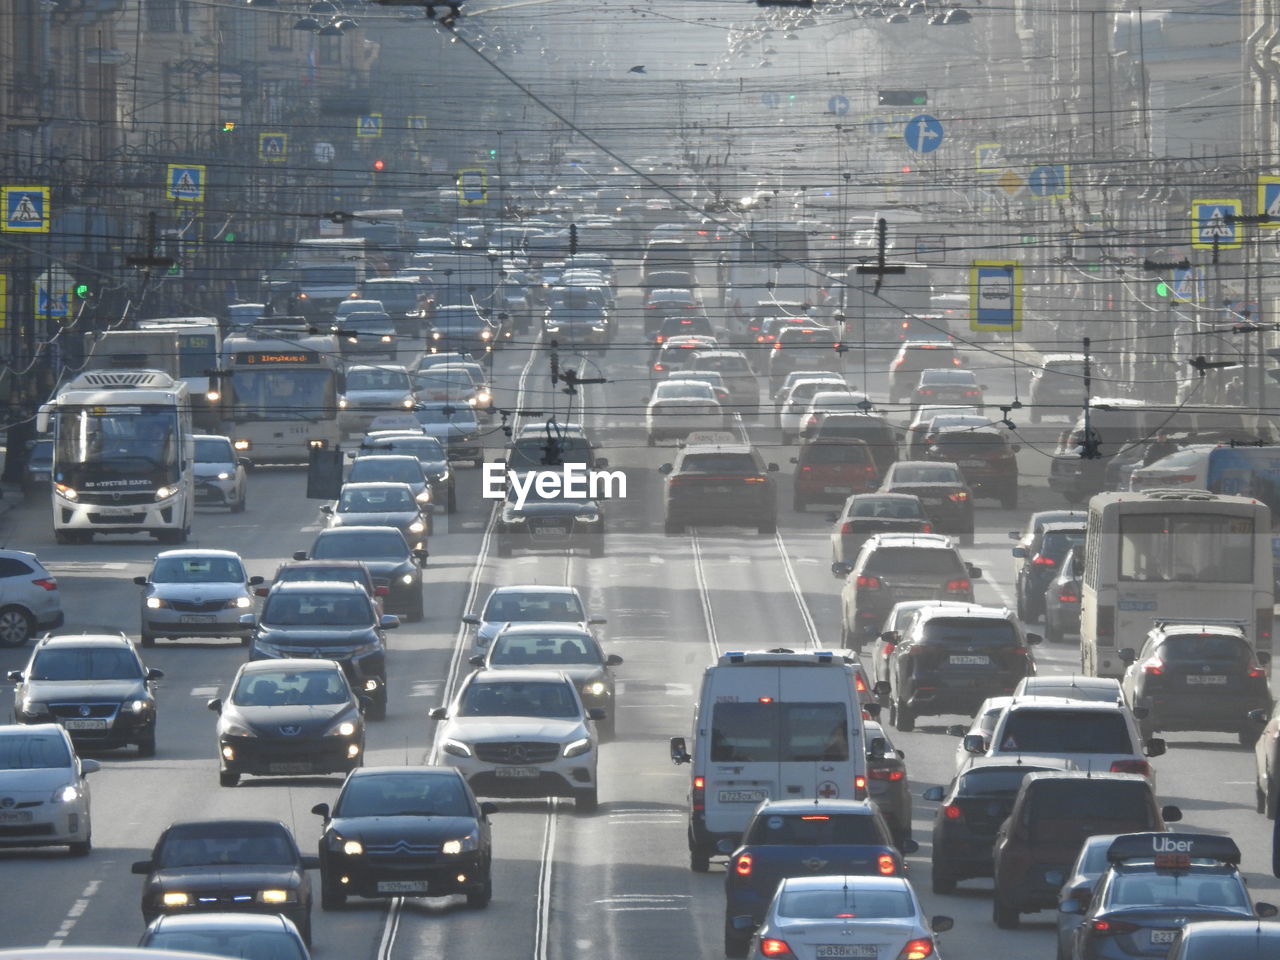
755 798 878 814
269 579 370 594
495 623 594 638
1005 696 1129 712
315 525 407 537
1021 770 1148 785
34 633 134 649
148 913 295 934
1149 622 1249 639
339 481 416 493
0 722 70 740
1018 675 1120 692
154 549 244 560
1039 521 1087 534
864 533 956 549
488 584 582 597
915 604 1013 623
238 657 343 674
467 668 573 684
961 756 1077 773
348 765 462 778
349 454 423 465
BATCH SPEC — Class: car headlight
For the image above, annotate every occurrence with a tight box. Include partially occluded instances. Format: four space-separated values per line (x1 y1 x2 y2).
233 439 251 451
252 639 284 659
475 391 491 404
480 329 492 341
416 490 432 503
326 720 358 737
227 596 253 609
442 738 472 758
401 573 414 584
503 513 527 524
146 597 166 609
563 737 592 758
380 335 393 343
583 681 606 697
441 835 478 855
575 513 599 523
592 325 606 332
206 389 221 403
544 325 561 333
338 397 349 409
349 642 382 659
129 698 151 714
52 784 80 803
402 397 416 409
467 396 478 406
342 839 363 856
257 889 291 904
20 698 49 718
155 486 175 501
432 331 442 340
162 892 191 907
216 472 231 481
55 483 78 500
409 520 426 533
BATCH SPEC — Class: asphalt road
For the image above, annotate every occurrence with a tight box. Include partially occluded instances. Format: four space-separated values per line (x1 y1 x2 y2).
1 288 1277 960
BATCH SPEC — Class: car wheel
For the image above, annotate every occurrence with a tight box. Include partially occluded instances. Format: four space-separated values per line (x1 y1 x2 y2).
1015 586 1028 622
892 697 914 733
407 594 425 623
931 867 956 895
993 896 1020 929
68 837 91 857
690 848 710 873
1257 783 1266 815
140 633 157 648
320 876 346 911
54 530 73 545
664 518 684 535
724 920 751 959
231 492 246 514
574 787 598 813
466 873 493 909
297 909 313 946
0 606 35 647
219 770 240 787
366 692 388 722
1240 725 1262 749
137 734 156 758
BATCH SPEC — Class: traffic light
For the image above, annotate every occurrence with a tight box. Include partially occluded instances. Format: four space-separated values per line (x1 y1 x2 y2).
372 159 385 173
878 89 927 106
1155 280 1170 298
72 281 93 300
221 120 236 133
488 147 497 160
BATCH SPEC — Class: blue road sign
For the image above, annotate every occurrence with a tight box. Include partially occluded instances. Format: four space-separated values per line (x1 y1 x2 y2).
36 284 68 318
1169 266 1200 303
1260 177 1280 228
903 114 944 154
166 164 205 203
1191 198 1241 250
2 186 49 232
828 95 849 116
970 261 1021 332
761 92 780 109
1029 164 1069 198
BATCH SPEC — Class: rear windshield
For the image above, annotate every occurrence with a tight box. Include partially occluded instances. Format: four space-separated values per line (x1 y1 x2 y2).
693 355 750 374
1106 872 1247 910
999 710 1133 753
920 618 1018 646
1026 781 1151 822
1041 530 1086 558
820 418 891 440
864 548 963 577
892 464 961 484
679 453 759 475
711 702 850 763
932 435 1006 455
778 328 836 346
778 888 913 919
1157 634 1252 662
851 498 924 519
805 444 872 465
921 370 976 384
957 767 1050 797
744 812 884 846
508 436 592 470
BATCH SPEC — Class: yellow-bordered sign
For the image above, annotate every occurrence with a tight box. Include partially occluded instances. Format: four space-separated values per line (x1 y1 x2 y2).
457 168 487 206
259 133 288 162
1190 198 1242 250
969 260 1021 333
2 186 50 232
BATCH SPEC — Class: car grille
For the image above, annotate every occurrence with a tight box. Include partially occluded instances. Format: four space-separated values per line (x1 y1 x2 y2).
364 840 442 857
0 823 54 837
168 599 228 613
50 703 118 719
473 741 560 764
88 512 146 524
77 492 154 506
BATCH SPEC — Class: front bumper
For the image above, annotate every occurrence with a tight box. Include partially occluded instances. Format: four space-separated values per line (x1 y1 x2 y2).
324 849 487 900
194 478 236 507
219 734 362 776
0 795 90 848
21 701 155 748
55 491 184 535
440 751 595 798
145 609 251 639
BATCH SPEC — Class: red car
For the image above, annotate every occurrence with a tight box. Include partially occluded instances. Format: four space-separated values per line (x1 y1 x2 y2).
791 439 878 511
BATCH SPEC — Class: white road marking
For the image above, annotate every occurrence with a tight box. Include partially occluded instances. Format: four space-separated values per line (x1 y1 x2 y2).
45 879 100 947
190 686 220 697
691 532 719 658
46 562 129 571
534 798 559 960
773 531 822 648
409 681 440 698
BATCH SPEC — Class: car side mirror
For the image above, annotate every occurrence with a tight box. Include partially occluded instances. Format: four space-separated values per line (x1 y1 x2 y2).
962 734 986 755
717 838 738 854
767 462 780 472
239 457 252 468
930 916 953 933
1118 647 1137 665
658 463 673 475
429 707 448 721
868 737 886 760
1261 652 1272 666
468 655 484 666
1161 804 1182 822
946 724 967 737
414 549 429 563
1011 546 1026 558
1145 738 1167 758
133 575 148 586
670 736 691 765
462 615 480 625
310 803 330 821
606 654 623 666
207 697 223 714
831 562 853 578
293 551 308 561
480 801 499 818
380 614 400 630
594 457 609 469
146 668 164 681
6 670 22 682
922 786 945 802
1026 633 1043 645
131 860 153 875
880 631 900 646
300 855 321 871
248 575 264 586
966 563 982 579
1251 708 1272 724
1256 902 1279 919
873 681 892 697
1058 899 1081 915
319 504 333 515
730 915 757 933
81 759 101 775
589 616 607 625
238 614 256 628
588 708 607 722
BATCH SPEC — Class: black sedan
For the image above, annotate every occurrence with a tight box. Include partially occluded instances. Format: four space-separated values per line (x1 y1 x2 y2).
358 433 456 513
312 766 495 909
139 912 309 960
132 818 317 944
296 526 427 621
208 658 366 787
495 486 605 558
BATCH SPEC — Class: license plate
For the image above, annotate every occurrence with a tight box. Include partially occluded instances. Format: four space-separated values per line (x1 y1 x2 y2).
376 880 431 894
99 507 133 516
0 811 32 824
268 762 314 774
1150 930 1178 945
1186 675 1227 685
537 526 568 536
824 486 850 494
817 946 876 958
718 790 767 803
63 719 107 730
180 614 216 623
950 655 990 665
494 766 540 778
960 459 986 468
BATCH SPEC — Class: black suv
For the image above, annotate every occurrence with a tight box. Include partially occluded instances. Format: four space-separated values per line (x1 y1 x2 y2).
1012 521 1085 622
660 443 779 535
878 604 1039 732
247 580 397 719
313 766 496 910
8 633 163 755
296 526 427 621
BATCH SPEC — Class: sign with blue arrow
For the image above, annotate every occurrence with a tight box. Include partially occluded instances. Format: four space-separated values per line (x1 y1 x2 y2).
1028 164 1070 198
828 95 849 116
903 114 943 154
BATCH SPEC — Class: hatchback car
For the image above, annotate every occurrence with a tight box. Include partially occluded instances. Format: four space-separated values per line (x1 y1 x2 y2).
321 481 430 546
776 376 849 442
904 404 982 458
828 493 933 568
296 526 427 621
888 341 963 404
791 439 878 510
312 766 495 910
337 365 415 435
138 912 309 960
863 720 911 849
1029 353 1087 422
9 633 163 754
209 658 365 787
660 442 779 535
333 312 397 360
878 460 974 541
193 435 248 512
0 722 97 855
765 325 843 393
688 350 759 415
134 550 263 648
0 549 64 647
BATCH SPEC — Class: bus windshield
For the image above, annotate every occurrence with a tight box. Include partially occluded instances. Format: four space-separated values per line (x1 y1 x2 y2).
230 368 335 422
54 405 180 489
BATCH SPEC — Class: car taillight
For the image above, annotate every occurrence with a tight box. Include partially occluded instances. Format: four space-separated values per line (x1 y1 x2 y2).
760 939 795 959
951 357 962 366
882 641 896 658
653 363 665 371
1091 919 1141 935
897 938 935 960
1058 591 1080 603
963 389 980 397
840 521 857 534
773 342 782 351
1249 665 1267 678
692 775 705 811
1110 760 1151 777
735 853 752 876
943 803 963 820
1258 609 1272 649
854 775 867 798
948 491 968 502
655 335 666 344
918 388 935 396
920 523 932 533
945 578 971 593
1142 658 1164 676
744 476 767 483
800 465 812 473
1031 555 1056 566
31 578 57 591
855 673 867 692
856 575 881 589
805 415 818 427
869 768 904 781
877 853 896 875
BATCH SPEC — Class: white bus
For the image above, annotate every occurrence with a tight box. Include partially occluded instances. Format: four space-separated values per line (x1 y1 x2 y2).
1080 489 1274 678
39 369 194 545
221 330 341 464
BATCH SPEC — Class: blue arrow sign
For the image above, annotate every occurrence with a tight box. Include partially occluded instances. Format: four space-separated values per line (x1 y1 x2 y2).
1261 179 1280 227
828 95 849 116
903 114 943 154
1029 164 1069 198
761 92 780 109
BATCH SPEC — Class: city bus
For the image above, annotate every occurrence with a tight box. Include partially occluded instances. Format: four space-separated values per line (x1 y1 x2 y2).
38 369 194 545
1080 488 1273 678
221 331 341 465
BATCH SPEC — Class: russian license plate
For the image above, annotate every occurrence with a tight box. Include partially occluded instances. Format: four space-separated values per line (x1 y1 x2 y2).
1186 675 1227 685
268 762 314 774
824 486 850 494
960 459 986 468
950 655 990 665
180 614 216 623
494 766 540 778
538 525 568 535
1150 930 1178 945
718 790 767 803
0 810 32 823
99 507 133 516
817 946 877 958
63 719 107 731
376 880 431 894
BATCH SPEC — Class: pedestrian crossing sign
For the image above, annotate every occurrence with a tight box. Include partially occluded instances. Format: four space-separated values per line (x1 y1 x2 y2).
1 186 50 232
166 164 206 203
407 115 428 131
1191 198 1241 250
357 114 383 138
258 133 288 162
1259 177 1280 230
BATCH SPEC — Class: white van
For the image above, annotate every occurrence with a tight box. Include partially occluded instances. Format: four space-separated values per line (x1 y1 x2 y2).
669 649 871 872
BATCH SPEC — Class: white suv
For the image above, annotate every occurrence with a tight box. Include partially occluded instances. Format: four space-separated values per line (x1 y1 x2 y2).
0 549 64 647
431 669 602 811
0 723 98 854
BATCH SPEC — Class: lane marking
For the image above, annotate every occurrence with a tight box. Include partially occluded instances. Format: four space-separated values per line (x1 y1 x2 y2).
45 879 101 947
691 531 720 659
190 685 220 697
774 531 822 648
534 799 559 960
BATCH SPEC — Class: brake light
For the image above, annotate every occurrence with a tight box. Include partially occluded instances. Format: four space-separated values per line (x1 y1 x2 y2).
945 578 971 593
856 575 881 589
841 521 856 534
951 357 962 366
773 342 782 351
920 523 932 533
1031 555 1057 566
1058 591 1080 603
963 389 980 397
805 415 818 427
1142 658 1164 676
1091 919 1141 935
653 363 664 372
948 491 968 502
692 775 705 811
869 768 904 781
898 938 935 960
760 939 795 959
1249 666 1267 678
943 804 963 820
855 673 867 692
735 853 752 876
800 465 812 473
854 774 867 798
1258 609 1272 648
744 476 767 483
882 641 895 658
31 578 57 591
1110 760 1151 777
877 853 896 875
918 388 935 396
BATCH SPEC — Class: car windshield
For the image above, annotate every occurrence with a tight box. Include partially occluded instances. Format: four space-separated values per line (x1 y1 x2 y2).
144 930 306 960
193 437 234 463
865 548 962 577
31 646 142 681
457 681 580 718
312 531 408 562
1107 872 1248 909
679 453 758 475
851 498 924 519
891 465 962 484
778 888 914 919
339 486 415 512
0 733 71 769
957 767 1050 797
482 592 584 622
336 773 471 818
349 461 422 485
152 556 245 583
262 591 373 626
156 822 296 867
490 634 599 666
232 669 349 706
999 710 1133 753
744 813 882 845
347 369 409 391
